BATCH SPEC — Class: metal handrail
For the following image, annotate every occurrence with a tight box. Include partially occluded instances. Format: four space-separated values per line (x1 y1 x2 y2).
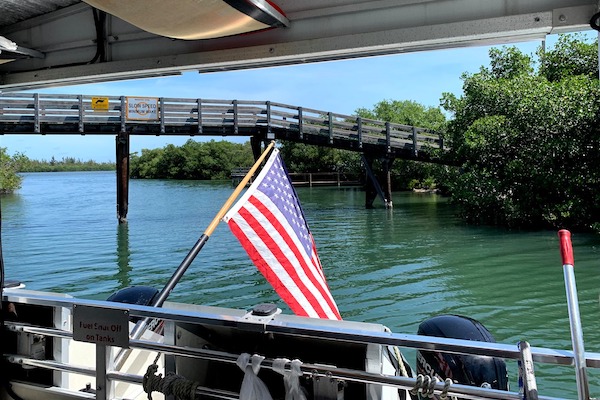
7 353 563 400
3 322 562 400
3 290 596 400
0 93 446 155
4 290 600 368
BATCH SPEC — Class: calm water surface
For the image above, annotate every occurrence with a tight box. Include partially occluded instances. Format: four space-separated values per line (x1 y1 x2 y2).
2 171 600 398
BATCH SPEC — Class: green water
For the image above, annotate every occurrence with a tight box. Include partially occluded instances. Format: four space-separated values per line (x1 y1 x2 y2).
2 171 600 398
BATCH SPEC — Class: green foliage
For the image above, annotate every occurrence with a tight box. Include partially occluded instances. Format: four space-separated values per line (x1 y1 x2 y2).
130 139 254 180
277 141 361 174
0 148 25 193
443 34 600 230
18 157 115 172
356 99 448 191
538 33 599 82
355 99 446 130
487 46 534 79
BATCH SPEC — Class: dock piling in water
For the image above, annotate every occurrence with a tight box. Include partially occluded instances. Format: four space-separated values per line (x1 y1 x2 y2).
116 132 130 223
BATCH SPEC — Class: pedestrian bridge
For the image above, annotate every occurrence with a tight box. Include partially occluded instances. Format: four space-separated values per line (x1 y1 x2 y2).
0 93 445 162
0 93 449 219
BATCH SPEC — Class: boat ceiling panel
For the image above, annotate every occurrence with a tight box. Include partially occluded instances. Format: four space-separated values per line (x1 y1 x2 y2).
0 0 596 91
0 0 80 27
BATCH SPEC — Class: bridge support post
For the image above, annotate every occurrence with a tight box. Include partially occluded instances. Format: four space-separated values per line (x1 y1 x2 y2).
362 154 393 209
363 155 377 209
382 157 394 209
250 135 263 162
116 131 130 224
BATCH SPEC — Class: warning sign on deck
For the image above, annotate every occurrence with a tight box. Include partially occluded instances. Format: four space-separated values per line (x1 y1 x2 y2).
73 304 130 348
126 97 159 120
91 97 109 111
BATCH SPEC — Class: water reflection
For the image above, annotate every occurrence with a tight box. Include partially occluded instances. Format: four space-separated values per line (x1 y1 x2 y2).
115 223 132 289
0 193 23 220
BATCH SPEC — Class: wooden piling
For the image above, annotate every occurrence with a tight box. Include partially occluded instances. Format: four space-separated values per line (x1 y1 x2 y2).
362 154 393 209
250 135 263 162
382 157 394 209
362 155 378 209
116 132 130 223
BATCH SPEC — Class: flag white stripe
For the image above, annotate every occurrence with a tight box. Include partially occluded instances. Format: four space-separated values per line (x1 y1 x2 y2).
231 211 321 318
249 193 339 317
253 192 331 288
234 199 338 319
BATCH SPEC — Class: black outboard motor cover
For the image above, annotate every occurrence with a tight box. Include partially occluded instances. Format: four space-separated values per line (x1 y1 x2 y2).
107 286 159 306
417 315 508 392
107 286 162 331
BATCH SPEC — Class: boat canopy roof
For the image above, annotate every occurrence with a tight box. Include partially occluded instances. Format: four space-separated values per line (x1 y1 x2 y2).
0 0 596 91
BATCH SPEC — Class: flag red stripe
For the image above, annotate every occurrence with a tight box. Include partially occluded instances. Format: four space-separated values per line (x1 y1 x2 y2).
245 195 340 318
311 239 326 281
236 203 333 318
228 218 310 317
247 196 329 296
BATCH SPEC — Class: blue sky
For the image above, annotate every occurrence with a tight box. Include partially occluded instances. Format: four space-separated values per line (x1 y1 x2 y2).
2 31 596 162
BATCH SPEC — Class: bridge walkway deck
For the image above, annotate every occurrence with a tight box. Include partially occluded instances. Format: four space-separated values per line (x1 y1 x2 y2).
0 93 446 162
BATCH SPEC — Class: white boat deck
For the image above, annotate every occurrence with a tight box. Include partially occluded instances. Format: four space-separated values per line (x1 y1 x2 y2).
2 287 598 400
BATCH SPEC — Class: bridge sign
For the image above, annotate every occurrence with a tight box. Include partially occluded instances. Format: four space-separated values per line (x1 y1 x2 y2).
126 97 158 120
91 97 109 111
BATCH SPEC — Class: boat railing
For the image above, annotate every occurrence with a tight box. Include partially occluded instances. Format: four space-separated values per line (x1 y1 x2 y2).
2 289 596 400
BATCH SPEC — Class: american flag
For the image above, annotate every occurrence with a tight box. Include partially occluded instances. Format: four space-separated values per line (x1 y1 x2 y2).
223 148 341 320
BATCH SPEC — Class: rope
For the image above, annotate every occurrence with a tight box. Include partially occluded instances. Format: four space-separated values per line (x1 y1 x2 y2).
439 378 452 400
409 375 440 398
425 376 437 397
383 327 409 378
410 375 424 396
143 363 199 400
393 346 409 377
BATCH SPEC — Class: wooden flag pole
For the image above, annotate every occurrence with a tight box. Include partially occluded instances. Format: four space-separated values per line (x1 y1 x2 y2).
151 140 275 310
204 140 276 236
115 140 275 369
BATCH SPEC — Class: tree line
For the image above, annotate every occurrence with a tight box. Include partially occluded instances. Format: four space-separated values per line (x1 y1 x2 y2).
129 140 254 180
2 34 598 231
0 152 114 193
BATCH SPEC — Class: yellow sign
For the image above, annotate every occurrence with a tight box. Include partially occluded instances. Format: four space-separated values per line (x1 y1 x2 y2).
91 97 109 111
126 97 159 120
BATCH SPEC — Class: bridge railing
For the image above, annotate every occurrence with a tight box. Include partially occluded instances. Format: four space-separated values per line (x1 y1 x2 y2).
267 101 444 154
0 93 445 155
